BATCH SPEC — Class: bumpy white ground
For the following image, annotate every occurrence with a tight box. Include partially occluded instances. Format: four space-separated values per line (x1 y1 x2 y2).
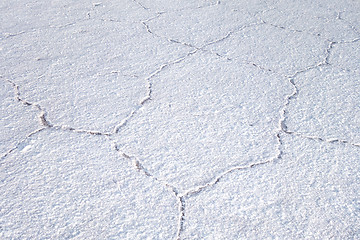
1 0 359 239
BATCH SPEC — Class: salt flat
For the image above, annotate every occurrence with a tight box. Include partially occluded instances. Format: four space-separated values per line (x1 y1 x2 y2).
1 0 359 239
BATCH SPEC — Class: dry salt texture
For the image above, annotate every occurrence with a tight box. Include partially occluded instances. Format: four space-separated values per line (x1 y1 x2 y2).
1 0 360 239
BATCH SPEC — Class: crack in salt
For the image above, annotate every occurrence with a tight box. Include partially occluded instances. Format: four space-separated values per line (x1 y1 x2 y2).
173 132 284 238
3 3 360 239
328 11 360 37
262 19 322 38
0 128 46 162
180 132 283 198
284 131 360 148
116 150 183 240
176 196 186 240
131 0 149 11
1 17 92 40
5 79 53 128
53 125 112 136
279 36 360 147
114 49 199 134
1 31 26 40
142 20 196 49
257 7 360 42
141 15 263 62
132 0 220 14
3 78 112 142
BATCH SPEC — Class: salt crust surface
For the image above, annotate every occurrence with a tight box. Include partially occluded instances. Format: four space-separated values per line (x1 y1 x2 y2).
1 0 359 239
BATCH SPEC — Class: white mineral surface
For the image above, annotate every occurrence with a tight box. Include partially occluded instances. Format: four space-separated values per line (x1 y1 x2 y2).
1 0 359 239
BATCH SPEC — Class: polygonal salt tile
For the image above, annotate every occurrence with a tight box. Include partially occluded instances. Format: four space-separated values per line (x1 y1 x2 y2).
115 52 291 192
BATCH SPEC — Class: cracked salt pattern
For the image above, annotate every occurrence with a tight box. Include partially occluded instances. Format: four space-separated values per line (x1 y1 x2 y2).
1 0 359 239
1 131 178 239
182 134 360 239
115 52 289 192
